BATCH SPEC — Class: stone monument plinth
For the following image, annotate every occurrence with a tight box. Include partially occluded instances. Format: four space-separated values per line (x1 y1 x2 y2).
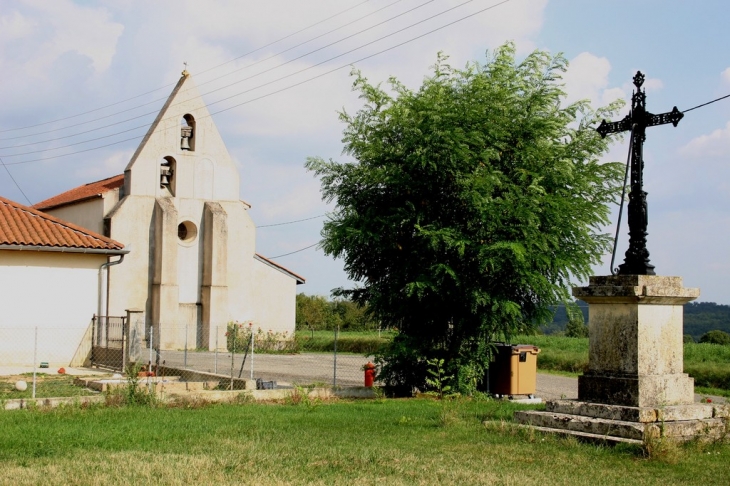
576 275 697 407
513 276 728 444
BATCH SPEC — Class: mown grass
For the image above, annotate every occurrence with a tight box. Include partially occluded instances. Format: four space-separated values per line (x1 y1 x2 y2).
0 398 727 485
0 374 97 400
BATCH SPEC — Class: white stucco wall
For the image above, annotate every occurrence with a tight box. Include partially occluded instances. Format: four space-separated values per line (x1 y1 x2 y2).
46 198 106 236
251 259 298 335
106 196 156 317
0 250 106 366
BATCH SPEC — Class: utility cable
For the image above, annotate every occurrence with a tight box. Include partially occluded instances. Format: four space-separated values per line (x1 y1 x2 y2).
0 0 402 144
609 124 635 275
0 157 32 205
2 0 512 166
268 243 319 259
0 0 423 147
0 0 370 134
682 93 730 113
258 215 325 228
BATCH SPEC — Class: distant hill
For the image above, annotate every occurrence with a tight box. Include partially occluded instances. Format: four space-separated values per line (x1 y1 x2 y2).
683 302 730 340
541 301 730 340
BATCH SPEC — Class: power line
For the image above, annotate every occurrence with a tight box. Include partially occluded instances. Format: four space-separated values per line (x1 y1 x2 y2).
0 1 371 135
0 0 402 144
268 243 319 259
0 157 32 205
258 215 325 228
0 0 423 148
2 0 512 166
683 93 730 113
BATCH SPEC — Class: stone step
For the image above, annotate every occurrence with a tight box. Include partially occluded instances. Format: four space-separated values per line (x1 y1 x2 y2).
514 410 648 440
515 410 727 442
514 424 643 446
546 399 715 423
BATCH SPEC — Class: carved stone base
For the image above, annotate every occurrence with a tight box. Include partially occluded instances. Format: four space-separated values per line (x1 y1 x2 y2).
578 372 695 408
513 400 729 445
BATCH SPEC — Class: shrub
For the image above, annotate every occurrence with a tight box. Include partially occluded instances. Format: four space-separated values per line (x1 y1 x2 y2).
699 330 730 346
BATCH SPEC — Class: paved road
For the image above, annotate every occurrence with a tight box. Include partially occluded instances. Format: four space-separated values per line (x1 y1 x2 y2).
144 349 727 403
155 349 367 386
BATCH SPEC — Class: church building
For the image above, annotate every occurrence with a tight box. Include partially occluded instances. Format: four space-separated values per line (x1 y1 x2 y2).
34 70 304 351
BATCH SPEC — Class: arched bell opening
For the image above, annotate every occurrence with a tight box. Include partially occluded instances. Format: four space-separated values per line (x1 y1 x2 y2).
160 156 176 195
181 114 196 151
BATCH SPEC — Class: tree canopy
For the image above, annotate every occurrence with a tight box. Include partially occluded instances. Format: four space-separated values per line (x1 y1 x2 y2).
306 43 624 392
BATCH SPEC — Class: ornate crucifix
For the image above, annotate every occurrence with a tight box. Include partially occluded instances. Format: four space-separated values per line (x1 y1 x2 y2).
596 71 683 275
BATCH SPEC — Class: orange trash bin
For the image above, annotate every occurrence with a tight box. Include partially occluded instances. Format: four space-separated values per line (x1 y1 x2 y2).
488 344 540 397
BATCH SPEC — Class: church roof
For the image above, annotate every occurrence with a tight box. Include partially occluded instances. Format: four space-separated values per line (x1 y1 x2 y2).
0 196 126 253
33 174 124 211
254 253 306 284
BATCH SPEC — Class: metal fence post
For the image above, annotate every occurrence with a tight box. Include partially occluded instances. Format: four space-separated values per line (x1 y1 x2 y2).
333 325 339 387
148 325 153 393
230 325 235 390
184 321 188 369
250 328 254 381
121 317 127 372
32 327 37 399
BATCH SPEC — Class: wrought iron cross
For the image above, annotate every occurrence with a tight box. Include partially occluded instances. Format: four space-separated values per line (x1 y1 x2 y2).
596 71 683 275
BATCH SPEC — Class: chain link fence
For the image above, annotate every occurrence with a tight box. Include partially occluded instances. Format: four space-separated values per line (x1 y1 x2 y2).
151 323 368 388
0 318 372 395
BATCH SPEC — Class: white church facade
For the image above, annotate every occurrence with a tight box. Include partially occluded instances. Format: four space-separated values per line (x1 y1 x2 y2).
35 70 304 352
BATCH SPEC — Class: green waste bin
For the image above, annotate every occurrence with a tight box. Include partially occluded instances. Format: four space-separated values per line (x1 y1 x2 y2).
488 344 540 398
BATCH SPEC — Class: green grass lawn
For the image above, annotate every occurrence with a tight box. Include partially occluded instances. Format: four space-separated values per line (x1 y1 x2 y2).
514 335 730 391
0 398 727 485
0 374 97 400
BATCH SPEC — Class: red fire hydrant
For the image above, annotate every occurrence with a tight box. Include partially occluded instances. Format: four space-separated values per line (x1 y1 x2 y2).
364 362 376 387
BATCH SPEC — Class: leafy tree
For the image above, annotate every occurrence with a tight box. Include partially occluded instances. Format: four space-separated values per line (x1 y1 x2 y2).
295 293 378 331
295 294 330 331
565 304 589 338
306 43 623 392
699 330 730 346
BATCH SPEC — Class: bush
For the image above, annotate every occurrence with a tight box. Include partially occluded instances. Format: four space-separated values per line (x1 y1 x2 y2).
683 334 695 343
699 330 730 346
565 319 589 338
227 322 297 354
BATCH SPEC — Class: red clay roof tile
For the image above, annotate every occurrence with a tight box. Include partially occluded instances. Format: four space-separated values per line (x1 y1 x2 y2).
33 174 124 211
0 196 125 251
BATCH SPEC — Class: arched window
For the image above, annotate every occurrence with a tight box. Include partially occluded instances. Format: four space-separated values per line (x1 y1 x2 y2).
160 156 176 195
181 114 196 151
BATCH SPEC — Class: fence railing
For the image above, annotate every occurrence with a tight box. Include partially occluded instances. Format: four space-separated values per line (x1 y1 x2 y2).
148 324 368 389
0 319 373 398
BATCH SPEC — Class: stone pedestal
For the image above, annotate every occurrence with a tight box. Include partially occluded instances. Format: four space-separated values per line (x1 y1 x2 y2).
513 276 727 444
575 275 697 407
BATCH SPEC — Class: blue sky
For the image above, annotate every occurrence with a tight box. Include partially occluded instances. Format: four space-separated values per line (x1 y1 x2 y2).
1 0 728 303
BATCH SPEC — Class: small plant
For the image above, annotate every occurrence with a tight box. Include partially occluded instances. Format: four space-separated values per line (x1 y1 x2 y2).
287 385 320 411
123 363 156 407
425 358 453 400
642 432 681 463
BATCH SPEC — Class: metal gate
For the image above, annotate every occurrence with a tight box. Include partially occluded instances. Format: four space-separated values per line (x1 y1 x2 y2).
91 315 126 371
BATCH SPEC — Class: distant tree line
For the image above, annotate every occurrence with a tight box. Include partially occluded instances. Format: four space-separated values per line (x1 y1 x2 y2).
541 301 730 341
297 293 730 341
295 293 380 332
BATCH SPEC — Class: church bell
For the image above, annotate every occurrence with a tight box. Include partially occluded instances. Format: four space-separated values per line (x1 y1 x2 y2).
181 126 193 150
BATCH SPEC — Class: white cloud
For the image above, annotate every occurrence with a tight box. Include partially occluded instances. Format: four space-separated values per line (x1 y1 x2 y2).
679 121 730 159
0 10 36 42
722 67 730 84
562 52 623 108
74 150 130 180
